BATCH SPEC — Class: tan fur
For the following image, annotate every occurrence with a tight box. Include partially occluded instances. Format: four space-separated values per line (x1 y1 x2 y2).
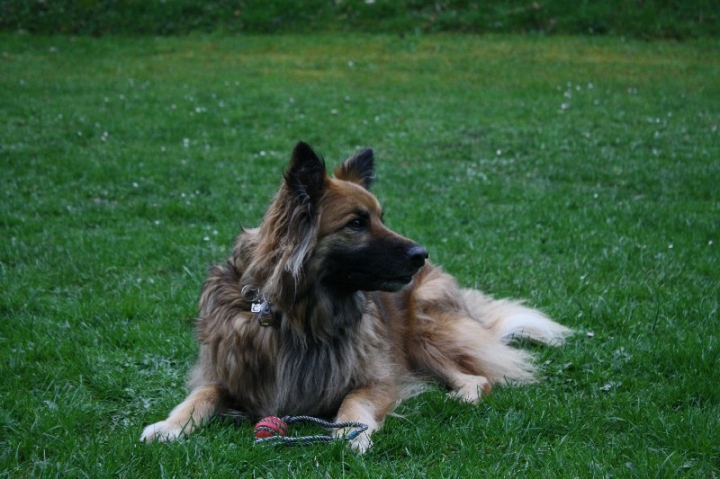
140 142 572 451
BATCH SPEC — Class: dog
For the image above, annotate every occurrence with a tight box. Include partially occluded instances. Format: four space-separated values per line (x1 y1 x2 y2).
140 141 572 452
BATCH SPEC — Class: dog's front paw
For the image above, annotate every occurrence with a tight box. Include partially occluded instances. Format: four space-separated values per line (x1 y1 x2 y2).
334 427 373 454
140 420 184 443
348 431 373 454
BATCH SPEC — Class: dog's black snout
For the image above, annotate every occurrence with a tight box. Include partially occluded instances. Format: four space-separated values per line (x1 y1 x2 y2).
407 246 429 267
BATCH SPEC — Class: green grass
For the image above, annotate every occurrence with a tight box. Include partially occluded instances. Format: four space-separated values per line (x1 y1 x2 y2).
1 33 719 477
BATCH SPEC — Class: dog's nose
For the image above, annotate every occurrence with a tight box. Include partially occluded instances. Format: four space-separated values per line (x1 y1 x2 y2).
407 246 429 267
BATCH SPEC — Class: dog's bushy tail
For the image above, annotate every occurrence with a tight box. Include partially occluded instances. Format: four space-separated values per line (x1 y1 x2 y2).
462 289 573 346
460 288 573 384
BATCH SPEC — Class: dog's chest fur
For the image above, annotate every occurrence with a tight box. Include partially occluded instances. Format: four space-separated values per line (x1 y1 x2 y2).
191 262 393 419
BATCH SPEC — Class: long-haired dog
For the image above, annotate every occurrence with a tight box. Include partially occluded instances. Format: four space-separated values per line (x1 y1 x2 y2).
140 141 572 452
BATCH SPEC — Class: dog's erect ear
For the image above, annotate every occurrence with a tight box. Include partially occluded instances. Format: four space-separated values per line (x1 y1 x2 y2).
334 148 375 190
284 141 327 204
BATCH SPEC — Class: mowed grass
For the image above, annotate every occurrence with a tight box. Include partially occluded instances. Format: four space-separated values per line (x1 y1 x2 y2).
1 33 719 477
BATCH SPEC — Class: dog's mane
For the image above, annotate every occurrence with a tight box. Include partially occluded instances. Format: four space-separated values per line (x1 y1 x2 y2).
242 183 318 294
231 192 364 345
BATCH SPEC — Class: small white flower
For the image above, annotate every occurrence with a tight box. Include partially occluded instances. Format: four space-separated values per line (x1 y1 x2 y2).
601 382 617 392
183 138 189 148
203 236 210 241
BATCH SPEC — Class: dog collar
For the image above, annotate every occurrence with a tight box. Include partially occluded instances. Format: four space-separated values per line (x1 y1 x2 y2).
241 285 280 328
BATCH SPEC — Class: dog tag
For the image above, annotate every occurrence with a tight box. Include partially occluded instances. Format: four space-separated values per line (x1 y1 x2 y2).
251 302 263 313
255 301 275 327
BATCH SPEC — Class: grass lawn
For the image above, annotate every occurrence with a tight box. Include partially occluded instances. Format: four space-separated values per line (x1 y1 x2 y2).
1 33 719 477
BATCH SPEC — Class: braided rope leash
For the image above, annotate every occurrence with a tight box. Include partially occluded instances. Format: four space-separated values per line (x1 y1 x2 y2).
254 415 368 446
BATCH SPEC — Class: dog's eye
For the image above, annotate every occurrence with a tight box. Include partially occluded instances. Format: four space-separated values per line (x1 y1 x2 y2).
346 217 368 231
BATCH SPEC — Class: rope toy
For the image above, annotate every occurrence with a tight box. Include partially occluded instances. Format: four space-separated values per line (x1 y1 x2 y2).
253 415 368 446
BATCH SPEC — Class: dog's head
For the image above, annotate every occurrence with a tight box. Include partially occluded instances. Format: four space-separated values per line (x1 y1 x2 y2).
255 141 427 296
